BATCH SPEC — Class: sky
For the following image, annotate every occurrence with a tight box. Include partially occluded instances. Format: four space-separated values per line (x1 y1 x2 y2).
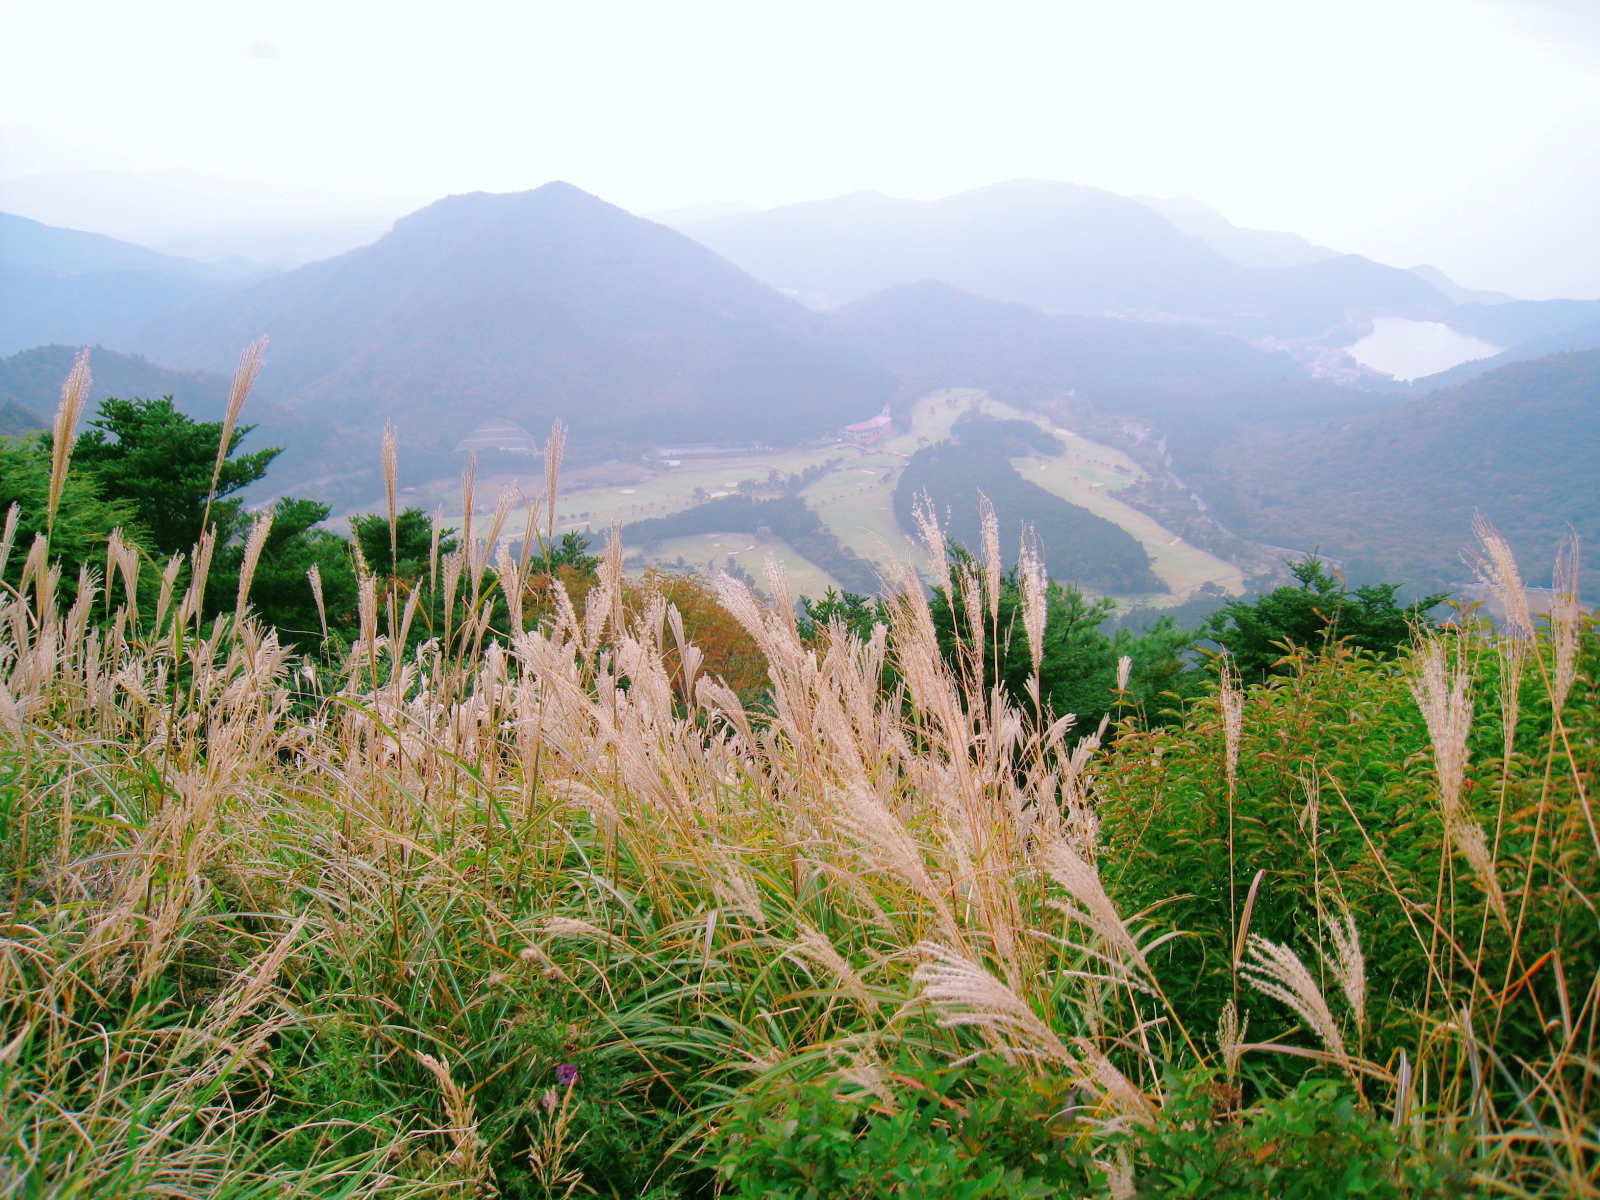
3 0 1597 297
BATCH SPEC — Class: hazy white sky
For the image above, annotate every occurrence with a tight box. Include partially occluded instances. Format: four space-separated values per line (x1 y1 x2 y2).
4 0 1597 297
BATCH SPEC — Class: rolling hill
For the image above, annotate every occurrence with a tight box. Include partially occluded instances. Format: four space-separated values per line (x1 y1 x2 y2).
134 183 896 456
1194 348 1600 597
1408 319 1600 392
0 345 325 484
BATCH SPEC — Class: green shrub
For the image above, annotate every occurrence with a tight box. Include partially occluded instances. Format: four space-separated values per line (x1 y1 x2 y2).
1118 1072 1478 1199
713 1057 1101 1199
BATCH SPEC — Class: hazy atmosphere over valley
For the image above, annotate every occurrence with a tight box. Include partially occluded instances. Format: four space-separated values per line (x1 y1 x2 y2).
2 1 1598 1195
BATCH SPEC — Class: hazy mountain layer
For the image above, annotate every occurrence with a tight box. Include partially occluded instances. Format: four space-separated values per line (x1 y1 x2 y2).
136 183 896 453
0 400 45 436
0 213 274 357
0 212 257 281
680 180 1233 315
1129 195 1338 270
677 180 1454 339
831 280 1303 407
1446 299 1600 347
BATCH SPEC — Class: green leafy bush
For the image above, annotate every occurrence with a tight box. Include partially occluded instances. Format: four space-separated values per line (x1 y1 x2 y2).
713 1057 1101 1199
1118 1073 1477 1199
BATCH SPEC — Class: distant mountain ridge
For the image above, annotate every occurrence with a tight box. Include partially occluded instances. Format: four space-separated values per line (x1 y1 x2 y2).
135 183 896 456
0 212 275 358
1408 319 1600 392
831 280 1302 406
675 180 1457 340
1129 195 1338 270
0 212 259 282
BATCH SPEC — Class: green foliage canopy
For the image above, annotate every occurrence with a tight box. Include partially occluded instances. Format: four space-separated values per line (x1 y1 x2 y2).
1205 557 1443 683
68 396 280 556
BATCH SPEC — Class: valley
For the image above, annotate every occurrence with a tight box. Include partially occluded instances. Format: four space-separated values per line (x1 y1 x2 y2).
369 387 1244 604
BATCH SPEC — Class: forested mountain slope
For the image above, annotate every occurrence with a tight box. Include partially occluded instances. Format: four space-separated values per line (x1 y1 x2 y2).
1195 349 1600 596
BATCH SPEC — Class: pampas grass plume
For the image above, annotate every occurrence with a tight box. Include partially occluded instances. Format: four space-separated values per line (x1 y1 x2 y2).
47 348 92 536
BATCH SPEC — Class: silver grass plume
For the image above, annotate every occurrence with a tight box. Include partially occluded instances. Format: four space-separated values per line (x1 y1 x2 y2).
958 563 986 665
1073 1037 1154 1121
1322 896 1366 1033
1041 839 1149 979
382 420 399 571
1496 635 1525 769
460 452 478 570
204 338 265 534
1550 534 1580 716
1019 530 1047 699
350 531 370 581
544 418 566 549
1243 934 1352 1078
233 509 274 619
358 572 379 670
1468 514 1532 640
911 489 948 587
979 492 1001 627
1219 655 1244 792
0 503 20 580
785 925 878 1012
1218 999 1248 1084
46 348 92 537
912 941 1072 1063
154 553 183 629
106 528 139 614
429 503 444 594
307 564 328 640
1409 638 1510 928
183 527 217 627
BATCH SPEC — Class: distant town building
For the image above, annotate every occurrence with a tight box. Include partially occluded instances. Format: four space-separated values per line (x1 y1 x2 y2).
842 404 892 446
456 419 541 455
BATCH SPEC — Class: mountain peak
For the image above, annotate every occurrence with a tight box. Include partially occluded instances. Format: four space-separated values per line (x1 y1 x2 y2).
132 188 893 470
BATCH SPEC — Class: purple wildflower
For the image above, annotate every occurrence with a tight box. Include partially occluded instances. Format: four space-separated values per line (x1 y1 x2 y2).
555 1063 578 1088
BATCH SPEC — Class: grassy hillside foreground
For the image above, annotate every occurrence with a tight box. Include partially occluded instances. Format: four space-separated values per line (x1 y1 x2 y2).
1 455 1596 1194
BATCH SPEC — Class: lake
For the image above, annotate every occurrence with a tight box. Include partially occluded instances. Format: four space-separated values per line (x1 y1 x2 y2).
1345 317 1503 381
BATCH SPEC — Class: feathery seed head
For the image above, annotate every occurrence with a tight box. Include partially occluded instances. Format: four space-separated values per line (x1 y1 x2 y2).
47 348 92 535
1243 934 1351 1077
1468 514 1532 640
234 510 274 619
979 492 1001 625
1550 534 1581 715
307 564 328 640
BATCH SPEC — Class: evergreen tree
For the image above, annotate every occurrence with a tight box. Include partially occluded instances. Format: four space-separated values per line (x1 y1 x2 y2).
1205 557 1444 682
68 396 279 555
